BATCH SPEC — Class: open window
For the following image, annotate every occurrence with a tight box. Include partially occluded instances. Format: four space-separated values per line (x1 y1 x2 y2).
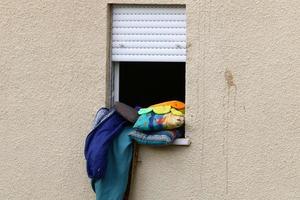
110 5 190 145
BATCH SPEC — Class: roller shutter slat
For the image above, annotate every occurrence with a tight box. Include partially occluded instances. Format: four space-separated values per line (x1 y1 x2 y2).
112 48 186 55
112 34 186 41
112 21 186 28
112 28 186 35
112 14 186 21
112 55 186 62
112 41 186 48
113 6 185 14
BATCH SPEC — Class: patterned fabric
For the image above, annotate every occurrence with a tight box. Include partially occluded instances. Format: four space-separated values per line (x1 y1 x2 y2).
128 129 181 145
133 112 184 132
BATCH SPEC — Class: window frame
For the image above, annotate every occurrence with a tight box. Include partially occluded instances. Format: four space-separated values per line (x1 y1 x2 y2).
108 4 190 146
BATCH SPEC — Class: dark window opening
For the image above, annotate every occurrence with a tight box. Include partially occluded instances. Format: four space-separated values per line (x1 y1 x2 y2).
119 62 185 108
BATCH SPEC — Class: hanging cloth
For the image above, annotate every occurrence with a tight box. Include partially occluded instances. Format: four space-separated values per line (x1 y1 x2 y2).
84 108 128 179
92 126 133 200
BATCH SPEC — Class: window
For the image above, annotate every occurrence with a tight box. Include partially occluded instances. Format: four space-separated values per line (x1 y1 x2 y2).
110 5 190 145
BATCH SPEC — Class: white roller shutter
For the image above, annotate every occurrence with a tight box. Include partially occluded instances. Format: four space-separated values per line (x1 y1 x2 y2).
111 5 186 62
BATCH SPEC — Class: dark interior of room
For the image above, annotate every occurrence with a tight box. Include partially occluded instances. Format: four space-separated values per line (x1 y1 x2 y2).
119 62 185 108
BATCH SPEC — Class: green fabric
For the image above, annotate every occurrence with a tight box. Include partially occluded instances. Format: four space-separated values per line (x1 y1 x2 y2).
92 127 133 200
137 107 153 115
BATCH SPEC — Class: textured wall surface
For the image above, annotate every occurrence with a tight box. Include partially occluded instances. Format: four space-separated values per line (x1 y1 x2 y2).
1 0 299 200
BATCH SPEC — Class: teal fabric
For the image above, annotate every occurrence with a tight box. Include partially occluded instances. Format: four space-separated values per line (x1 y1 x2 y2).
92 127 133 200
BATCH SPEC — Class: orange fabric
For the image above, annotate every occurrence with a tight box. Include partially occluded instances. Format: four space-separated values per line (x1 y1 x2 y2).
150 100 185 110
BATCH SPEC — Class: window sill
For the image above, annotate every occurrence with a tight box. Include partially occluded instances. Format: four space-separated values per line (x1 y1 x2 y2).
172 137 191 146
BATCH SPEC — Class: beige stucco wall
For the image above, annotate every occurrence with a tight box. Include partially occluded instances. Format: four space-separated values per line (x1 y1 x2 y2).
1 0 299 199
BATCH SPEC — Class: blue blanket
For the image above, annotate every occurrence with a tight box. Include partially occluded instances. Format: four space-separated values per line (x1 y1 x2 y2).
84 108 128 179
